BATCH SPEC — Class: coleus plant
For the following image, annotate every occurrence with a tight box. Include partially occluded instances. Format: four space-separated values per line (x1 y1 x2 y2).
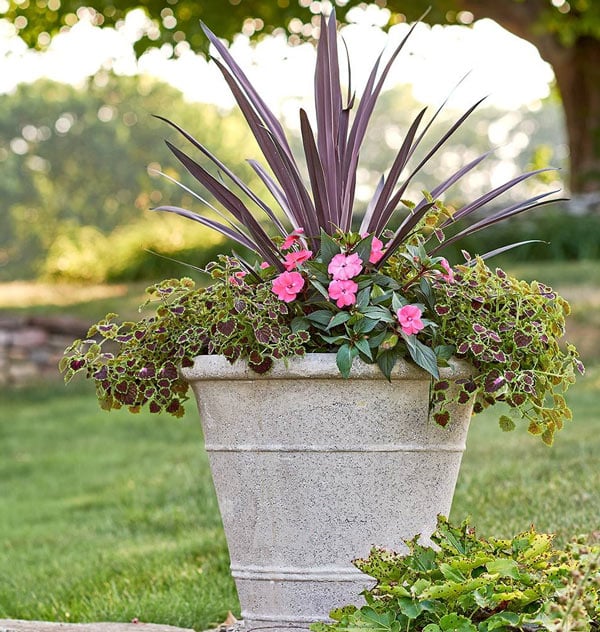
61 11 583 443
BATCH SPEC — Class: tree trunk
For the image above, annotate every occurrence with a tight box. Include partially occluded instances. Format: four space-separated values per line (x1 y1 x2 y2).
544 37 600 196
457 0 600 197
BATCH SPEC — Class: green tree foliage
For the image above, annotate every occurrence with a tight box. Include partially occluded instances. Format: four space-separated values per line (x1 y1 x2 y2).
0 73 262 280
3 1 599 56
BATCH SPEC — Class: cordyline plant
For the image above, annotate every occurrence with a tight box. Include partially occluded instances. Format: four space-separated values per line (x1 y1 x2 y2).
61 11 583 444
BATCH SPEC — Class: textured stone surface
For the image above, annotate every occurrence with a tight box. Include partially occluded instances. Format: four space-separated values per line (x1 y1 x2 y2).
182 353 475 632
0 316 88 385
0 622 194 632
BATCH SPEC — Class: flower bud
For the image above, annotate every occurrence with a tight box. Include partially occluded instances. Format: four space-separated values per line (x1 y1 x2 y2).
380 334 398 351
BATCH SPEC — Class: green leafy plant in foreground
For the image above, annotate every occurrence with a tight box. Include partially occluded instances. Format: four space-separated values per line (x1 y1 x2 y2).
311 516 600 632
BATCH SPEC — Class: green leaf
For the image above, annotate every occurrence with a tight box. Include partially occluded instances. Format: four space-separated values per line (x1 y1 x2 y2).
373 274 401 290
498 415 516 432
411 548 438 572
327 311 352 330
328 606 358 622
436 518 469 555
423 578 488 600
368 330 388 348
318 333 348 345
376 349 399 381
440 563 466 583
310 278 331 300
359 607 396 631
391 292 406 313
434 345 455 361
354 337 373 360
355 234 374 265
403 334 440 379
484 612 520 631
355 276 373 291
355 317 380 334
356 286 371 310
419 276 435 303
412 577 433 593
304 259 329 276
336 343 356 378
319 229 341 265
486 559 520 579
370 284 385 299
306 309 335 326
360 307 395 322
439 613 477 632
396 597 423 620
423 626 442 632
291 316 310 333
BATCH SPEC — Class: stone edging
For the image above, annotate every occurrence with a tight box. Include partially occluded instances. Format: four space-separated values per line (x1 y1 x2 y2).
0 316 89 386
0 620 195 632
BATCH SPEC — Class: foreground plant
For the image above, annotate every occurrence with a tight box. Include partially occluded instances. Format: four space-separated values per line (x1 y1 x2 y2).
310 516 600 632
62 11 583 442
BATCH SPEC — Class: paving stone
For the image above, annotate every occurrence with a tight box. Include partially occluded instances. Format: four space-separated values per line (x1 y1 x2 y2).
0 621 196 632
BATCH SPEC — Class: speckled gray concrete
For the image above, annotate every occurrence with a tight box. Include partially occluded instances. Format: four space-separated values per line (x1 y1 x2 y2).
182 354 475 632
0 622 194 632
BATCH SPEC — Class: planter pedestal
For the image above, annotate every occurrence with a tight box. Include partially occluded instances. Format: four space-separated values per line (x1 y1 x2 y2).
182 354 474 632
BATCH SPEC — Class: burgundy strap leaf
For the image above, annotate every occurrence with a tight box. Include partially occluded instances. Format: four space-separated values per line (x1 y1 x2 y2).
154 114 286 237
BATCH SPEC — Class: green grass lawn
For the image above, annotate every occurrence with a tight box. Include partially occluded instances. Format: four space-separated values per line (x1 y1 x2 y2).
1 367 598 630
0 380 237 630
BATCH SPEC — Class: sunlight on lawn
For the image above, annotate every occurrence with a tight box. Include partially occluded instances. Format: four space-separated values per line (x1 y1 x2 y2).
0 281 129 308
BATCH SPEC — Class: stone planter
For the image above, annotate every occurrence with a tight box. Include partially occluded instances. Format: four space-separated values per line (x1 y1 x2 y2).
181 354 475 632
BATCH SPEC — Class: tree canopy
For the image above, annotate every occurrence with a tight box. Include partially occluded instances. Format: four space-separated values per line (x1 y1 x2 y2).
0 74 264 280
4 0 599 56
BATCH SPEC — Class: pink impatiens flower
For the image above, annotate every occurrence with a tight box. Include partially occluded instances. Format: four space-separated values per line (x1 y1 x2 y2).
361 233 385 264
259 261 270 269
272 271 305 303
283 249 313 271
397 304 425 335
282 227 304 250
328 279 358 308
439 258 455 283
328 253 363 280
369 236 385 264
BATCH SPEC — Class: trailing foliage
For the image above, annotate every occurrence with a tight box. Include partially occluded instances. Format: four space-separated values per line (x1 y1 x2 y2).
61 258 308 417
310 516 600 632
422 256 582 445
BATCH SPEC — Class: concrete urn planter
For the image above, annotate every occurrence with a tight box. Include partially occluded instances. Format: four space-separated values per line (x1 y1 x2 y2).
181 353 475 632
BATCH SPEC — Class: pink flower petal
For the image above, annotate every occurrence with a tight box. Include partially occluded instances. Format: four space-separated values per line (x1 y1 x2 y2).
272 271 305 303
396 304 425 335
283 249 313 271
328 253 363 280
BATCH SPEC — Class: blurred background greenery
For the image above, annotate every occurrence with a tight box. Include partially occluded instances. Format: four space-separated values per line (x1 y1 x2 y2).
1 72 599 284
